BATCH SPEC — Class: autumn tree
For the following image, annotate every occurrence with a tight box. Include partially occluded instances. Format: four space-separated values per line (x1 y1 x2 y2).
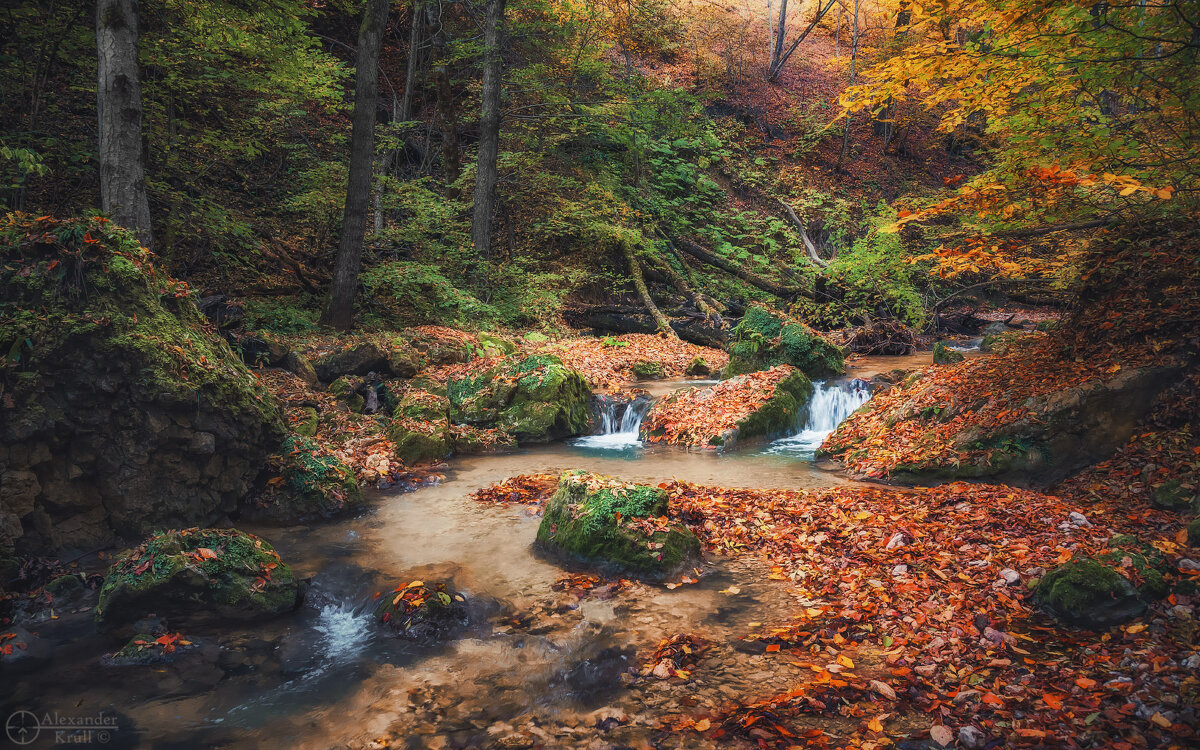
766 0 837 81
325 0 390 331
96 0 152 247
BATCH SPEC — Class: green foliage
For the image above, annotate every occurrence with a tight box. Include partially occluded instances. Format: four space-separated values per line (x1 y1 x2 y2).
727 306 844 378
242 297 320 335
359 262 499 330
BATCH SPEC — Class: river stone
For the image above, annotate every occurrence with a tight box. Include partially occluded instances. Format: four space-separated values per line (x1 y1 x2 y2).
535 472 701 579
631 361 666 380
1033 557 1146 629
932 342 965 365
314 343 390 383
725 305 844 378
95 528 299 630
375 581 469 641
448 355 591 442
0 217 284 567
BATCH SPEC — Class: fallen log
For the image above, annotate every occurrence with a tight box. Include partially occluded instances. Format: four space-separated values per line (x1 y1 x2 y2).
564 306 728 349
623 242 677 338
674 238 807 300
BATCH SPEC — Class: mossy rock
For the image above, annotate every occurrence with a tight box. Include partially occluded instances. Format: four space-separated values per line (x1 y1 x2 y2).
933 342 965 365
731 370 814 445
292 406 319 437
0 216 284 557
685 356 711 376
249 436 364 521
725 306 844 379
1187 517 1200 547
401 328 474 366
1098 534 1171 600
1032 557 1147 629
45 573 84 597
536 472 701 579
632 361 666 380
95 528 298 630
448 355 591 442
1151 479 1198 512
385 340 420 378
389 418 452 465
328 376 366 413
313 343 390 383
284 351 320 388
374 580 469 640
478 332 518 357
453 426 517 454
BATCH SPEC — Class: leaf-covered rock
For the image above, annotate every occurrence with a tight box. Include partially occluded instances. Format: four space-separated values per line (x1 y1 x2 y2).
313 342 390 383
374 580 469 640
247 436 364 521
536 471 701 579
725 306 844 379
95 528 299 630
642 366 813 449
632 360 666 380
0 216 284 566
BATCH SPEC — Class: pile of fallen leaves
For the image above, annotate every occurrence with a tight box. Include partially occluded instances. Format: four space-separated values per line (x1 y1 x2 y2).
642 365 796 447
821 335 1163 479
551 573 633 599
641 633 712 680
469 472 559 505
532 333 727 392
374 580 459 624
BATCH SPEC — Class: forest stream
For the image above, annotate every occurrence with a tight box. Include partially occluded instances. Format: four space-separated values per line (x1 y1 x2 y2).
2 364 914 749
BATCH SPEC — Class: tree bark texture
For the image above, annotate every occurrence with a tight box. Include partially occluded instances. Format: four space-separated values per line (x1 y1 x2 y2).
96 0 152 247
471 0 506 257
622 242 677 337
325 0 389 331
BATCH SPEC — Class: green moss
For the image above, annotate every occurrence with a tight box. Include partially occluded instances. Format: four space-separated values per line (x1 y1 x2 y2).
735 370 814 442
1033 557 1146 629
1098 535 1170 600
389 418 451 465
632 361 666 380
258 435 363 518
394 390 449 422
536 472 701 579
293 407 319 437
1152 479 1197 512
96 528 297 628
685 356 711 376
45 573 83 597
448 355 590 442
726 306 844 378
933 342 965 365
478 332 517 356
1188 517 1200 547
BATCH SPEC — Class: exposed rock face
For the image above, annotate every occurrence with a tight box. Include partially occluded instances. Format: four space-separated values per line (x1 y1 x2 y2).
536 472 701 579
448 354 591 442
0 217 284 572
95 528 299 630
725 306 844 379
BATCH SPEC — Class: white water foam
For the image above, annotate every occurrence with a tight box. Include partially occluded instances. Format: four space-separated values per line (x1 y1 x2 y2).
571 398 649 450
764 380 871 457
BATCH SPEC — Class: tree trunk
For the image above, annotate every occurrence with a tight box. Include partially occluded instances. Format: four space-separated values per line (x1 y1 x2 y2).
324 0 389 331
434 63 461 191
766 0 837 81
400 0 424 122
768 0 788 73
837 0 859 172
471 0 506 257
96 0 152 247
623 242 677 337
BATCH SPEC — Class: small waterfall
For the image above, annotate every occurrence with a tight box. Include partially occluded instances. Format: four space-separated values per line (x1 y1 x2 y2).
572 395 650 450
765 379 871 456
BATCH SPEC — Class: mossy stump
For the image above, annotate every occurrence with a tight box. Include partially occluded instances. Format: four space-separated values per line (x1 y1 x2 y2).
95 528 299 630
536 472 701 579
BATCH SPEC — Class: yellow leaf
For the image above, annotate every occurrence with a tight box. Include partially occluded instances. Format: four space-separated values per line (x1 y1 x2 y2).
693 718 711 732
837 654 855 668
1119 186 1138 196
868 716 884 733
1124 623 1147 634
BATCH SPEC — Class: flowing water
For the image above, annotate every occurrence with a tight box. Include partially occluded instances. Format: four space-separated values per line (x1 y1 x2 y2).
4 373 886 749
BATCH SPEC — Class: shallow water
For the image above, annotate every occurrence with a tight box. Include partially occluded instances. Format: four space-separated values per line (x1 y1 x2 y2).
4 373 891 749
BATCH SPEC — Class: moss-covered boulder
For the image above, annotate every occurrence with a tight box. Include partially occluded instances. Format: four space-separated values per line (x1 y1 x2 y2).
314 343 390 384
725 306 843 379
0 216 284 563
388 389 453 465
401 327 475 366
1097 534 1171 600
685 356 711 376
632 361 666 380
536 472 701 579
453 425 517 454
1188 517 1200 547
933 342 965 365
478 332 518 357
642 367 813 449
1033 556 1152 629
375 580 469 640
247 436 364 521
448 355 591 442
95 528 299 630
1151 479 1198 512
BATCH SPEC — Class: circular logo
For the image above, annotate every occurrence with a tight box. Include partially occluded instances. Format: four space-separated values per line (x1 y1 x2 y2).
5 710 40 745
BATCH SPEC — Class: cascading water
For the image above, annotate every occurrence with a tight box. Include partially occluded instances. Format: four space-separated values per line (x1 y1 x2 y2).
764 379 872 457
570 396 651 450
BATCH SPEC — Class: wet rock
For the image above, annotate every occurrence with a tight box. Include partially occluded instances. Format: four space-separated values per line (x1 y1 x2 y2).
932 342 965 365
0 217 284 564
95 528 299 630
374 581 468 641
1033 557 1146 629
449 355 591 442
536 472 701 579
314 343 390 383
725 306 844 378
246 435 364 521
